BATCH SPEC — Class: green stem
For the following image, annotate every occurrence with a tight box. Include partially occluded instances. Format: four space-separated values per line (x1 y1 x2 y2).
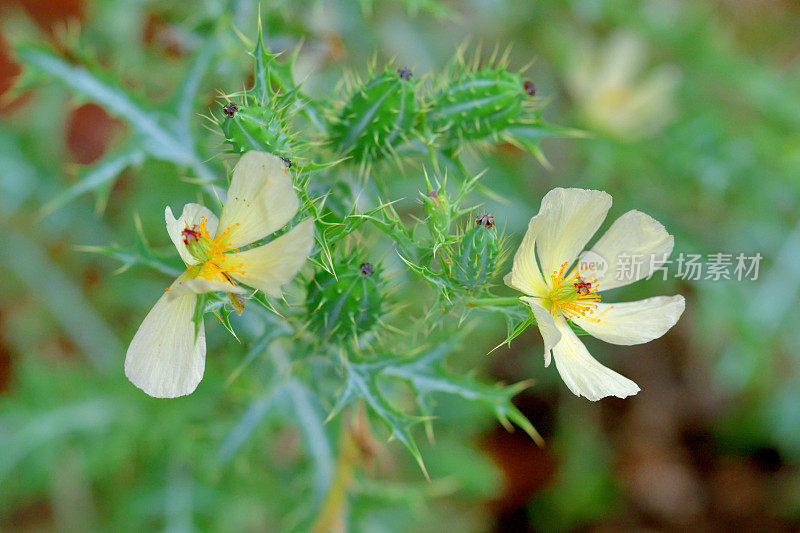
427 143 440 173
372 175 392 202
465 296 521 308
451 156 470 181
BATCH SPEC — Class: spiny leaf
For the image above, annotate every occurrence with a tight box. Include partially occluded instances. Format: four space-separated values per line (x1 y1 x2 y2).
16 45 189 161
206 293 239 341
380 341 543 445
329 360 428 478
74 243 182 278
17 43 218 213
40 142 146 218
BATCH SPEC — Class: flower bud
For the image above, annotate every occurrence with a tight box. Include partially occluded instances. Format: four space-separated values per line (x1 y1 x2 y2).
422 187 452 237
307 260 383 340
453 216 505 291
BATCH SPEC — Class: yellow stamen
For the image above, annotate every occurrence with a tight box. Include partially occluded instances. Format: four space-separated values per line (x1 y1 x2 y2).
185 218 246 282
545 261 607 322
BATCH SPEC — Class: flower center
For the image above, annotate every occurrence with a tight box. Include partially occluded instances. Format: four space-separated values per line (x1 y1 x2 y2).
545 261 602 320
182 217 244 282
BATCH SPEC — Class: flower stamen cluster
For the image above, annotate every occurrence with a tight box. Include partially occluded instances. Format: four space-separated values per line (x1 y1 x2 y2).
545 261 601 320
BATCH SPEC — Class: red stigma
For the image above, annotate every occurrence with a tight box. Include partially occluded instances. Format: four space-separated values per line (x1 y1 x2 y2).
476 213 494 228
574 279 591 295
181 225 201 245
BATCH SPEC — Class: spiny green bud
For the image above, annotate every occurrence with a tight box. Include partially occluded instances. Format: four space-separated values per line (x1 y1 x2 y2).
219 102 293 155
422 187 452 237
428 68 529 147
453 214 507 291
331 67 420 163
307 260 383 340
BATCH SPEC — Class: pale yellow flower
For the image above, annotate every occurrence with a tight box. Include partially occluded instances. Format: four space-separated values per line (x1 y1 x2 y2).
125 151 315 398
505 188 684 400
565 31 681 141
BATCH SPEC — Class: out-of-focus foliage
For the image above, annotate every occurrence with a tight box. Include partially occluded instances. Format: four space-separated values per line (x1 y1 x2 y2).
1 0 799 531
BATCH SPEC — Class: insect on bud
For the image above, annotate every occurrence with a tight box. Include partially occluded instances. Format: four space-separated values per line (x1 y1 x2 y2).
222 102 238 117
454 217 505 291
475 213 494 229
523 80 536 97
398 67 413 80
360 262 374 276
280 156 292 169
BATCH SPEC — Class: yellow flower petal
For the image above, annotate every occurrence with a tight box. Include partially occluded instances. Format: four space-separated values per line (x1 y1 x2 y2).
169 275 247 297
230 218 314 298
579 210 673 291
520 296 561 367
534 188 611 284
124 280 206 398
217 151 300 248
550 315 640 401
504 212 549 297
571 295 685 346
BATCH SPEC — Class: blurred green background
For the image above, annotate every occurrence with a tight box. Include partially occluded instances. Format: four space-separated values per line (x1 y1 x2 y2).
1 0 800 531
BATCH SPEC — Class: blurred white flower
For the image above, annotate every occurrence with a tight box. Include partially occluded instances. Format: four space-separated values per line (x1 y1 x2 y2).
505 188 684 400
125 151 315 398
565 32 681 141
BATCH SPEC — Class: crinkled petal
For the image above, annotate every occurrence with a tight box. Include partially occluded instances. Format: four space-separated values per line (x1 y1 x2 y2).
165 204 219 266
520 297 561 367
551 315 640 401
230 219 314 298
579 210 673 291
571 295 685 345
124 280 206 398
535 188 611 284
504 213 549 297
217 151 299 248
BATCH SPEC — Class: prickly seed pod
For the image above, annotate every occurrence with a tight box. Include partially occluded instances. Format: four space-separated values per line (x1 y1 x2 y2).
428 68 526 146
331 68 420 163
307 261 383 340
453 216 507 291
219 103 293 156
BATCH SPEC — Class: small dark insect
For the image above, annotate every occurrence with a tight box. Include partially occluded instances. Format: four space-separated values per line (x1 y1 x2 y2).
574 279 592 296
475 213 494 228
360 262 374 276
523 80 536 97
280 156 292 169
398 67 413 80
222 102 238 117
